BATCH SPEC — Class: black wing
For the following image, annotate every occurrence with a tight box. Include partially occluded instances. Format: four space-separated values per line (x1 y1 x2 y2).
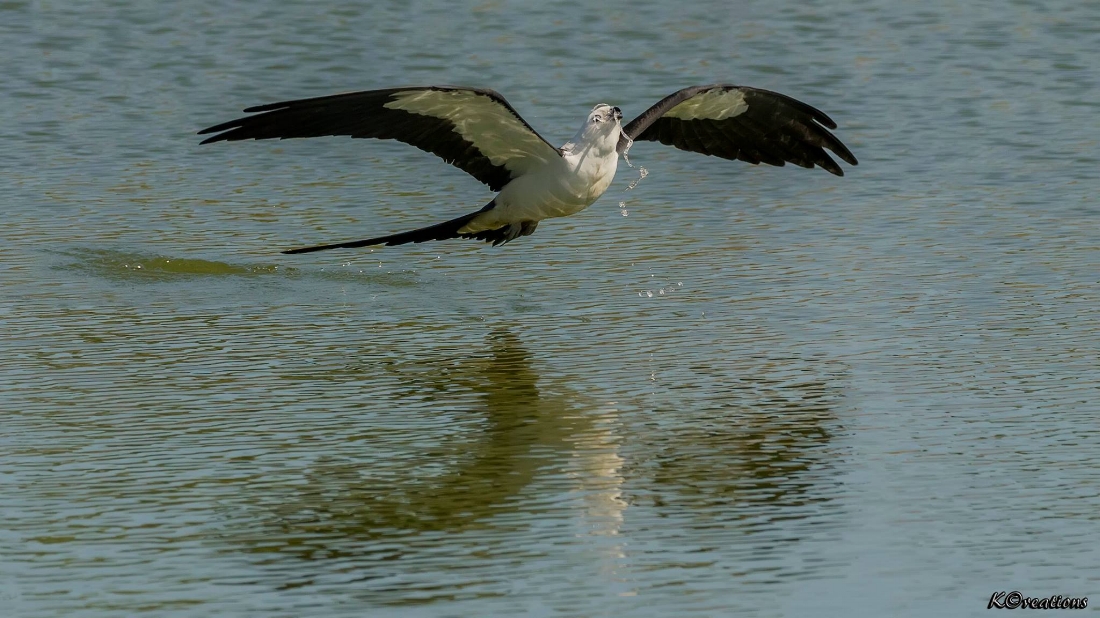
618 85 858 176
199 86 561 191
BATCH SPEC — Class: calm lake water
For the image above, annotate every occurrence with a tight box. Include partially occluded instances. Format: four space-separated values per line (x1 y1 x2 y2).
3 0 1099 616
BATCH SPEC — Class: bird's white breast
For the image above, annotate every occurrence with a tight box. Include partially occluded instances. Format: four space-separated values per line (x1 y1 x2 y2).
577 149 618 205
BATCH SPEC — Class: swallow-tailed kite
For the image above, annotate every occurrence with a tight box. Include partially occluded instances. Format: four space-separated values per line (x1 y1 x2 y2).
198 85 857 254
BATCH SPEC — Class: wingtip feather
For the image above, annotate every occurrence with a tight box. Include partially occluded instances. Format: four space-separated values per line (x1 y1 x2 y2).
242 102 286 113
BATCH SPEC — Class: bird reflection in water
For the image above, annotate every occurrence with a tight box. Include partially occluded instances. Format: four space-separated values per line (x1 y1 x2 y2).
229 338 844 599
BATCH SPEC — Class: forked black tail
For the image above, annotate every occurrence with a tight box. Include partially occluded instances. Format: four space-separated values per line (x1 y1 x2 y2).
282 201 498 254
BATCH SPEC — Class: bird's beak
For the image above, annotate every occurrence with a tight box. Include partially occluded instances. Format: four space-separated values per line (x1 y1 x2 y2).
612 106 622 121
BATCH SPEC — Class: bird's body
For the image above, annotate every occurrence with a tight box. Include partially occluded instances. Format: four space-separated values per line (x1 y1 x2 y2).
473 106 621 234
198 85 856 253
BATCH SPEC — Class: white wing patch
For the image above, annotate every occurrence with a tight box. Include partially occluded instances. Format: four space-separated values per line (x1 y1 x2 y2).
664 88 749 121
384 90 557 176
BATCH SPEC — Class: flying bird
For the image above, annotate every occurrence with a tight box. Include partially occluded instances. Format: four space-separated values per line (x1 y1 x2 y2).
198 85 857 254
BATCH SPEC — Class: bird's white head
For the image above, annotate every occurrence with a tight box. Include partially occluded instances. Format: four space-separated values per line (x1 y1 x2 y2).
564 103 623 155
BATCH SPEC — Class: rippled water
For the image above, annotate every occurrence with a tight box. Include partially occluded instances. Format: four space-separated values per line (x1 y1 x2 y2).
3 0 1099 616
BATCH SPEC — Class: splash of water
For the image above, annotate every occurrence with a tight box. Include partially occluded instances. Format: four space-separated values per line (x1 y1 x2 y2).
619 133 649 189
626 166 649 191
618 131 648 217
637 281 684 298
